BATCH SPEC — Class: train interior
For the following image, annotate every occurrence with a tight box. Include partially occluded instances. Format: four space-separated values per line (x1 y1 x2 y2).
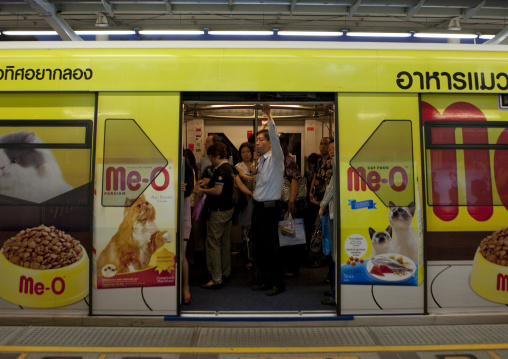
181 92 337 315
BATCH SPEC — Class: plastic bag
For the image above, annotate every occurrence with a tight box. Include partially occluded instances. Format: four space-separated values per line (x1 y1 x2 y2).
192 194 206 221
279 211 295 236
279 218 306 247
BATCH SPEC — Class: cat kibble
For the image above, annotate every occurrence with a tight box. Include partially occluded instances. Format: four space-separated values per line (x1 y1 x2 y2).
479 227 508 266
2 225 83 269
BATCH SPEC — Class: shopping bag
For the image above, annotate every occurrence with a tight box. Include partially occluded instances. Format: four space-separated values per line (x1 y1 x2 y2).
192 194 206 221
279 217 306 247
309 215 322 259
321 214 331 256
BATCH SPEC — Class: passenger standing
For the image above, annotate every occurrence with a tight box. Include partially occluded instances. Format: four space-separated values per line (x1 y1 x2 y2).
235 142 256 269
251 105 285 296
279 134 305 277
319 139 336 306
184 148 198 265
194 142 235 289
198 134 222 183
308 137 332 267
181 150 195 304
194 134 223 259
303 153 319 252
310 137 332 205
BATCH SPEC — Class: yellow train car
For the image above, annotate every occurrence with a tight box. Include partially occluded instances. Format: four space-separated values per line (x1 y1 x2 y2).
0 41 507 320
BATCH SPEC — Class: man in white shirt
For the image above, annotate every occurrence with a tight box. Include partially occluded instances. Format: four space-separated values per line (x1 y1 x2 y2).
251 105 285 296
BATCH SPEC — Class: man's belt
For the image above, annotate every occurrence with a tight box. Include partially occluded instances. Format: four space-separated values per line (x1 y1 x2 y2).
254 200 280 208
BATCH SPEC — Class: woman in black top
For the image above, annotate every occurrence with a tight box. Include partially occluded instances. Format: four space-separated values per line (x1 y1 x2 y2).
194 142 235 289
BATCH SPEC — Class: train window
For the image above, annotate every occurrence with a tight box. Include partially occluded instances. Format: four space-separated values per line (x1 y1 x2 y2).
0 120 92 206
499 94 508 110
102 119 168 207
425 121 508 207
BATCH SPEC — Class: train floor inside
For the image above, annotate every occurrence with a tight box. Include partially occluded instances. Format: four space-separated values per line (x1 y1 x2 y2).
184 239 333 313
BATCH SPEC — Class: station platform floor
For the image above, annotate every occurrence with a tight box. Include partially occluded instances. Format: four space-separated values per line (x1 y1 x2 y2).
1 320 508 359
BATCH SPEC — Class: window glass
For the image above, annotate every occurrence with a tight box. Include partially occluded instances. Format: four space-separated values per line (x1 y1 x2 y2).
0 120 91 205
425 122 508 206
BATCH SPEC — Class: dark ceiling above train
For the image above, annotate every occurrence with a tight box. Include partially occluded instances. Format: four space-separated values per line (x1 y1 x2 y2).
3 0 508 43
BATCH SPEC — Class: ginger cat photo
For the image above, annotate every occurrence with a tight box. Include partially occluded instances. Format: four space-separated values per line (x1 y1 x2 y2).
97 193 170 275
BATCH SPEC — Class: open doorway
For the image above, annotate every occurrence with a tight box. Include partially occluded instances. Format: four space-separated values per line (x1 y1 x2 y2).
181 92 336 315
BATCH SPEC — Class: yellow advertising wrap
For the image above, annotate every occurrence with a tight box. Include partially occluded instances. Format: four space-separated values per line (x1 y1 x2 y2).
422 94 508 232
0 93 94 308
338 93 424 285
1 46 508 94
0 246 89 308
422 93 508 304
93 92 180 289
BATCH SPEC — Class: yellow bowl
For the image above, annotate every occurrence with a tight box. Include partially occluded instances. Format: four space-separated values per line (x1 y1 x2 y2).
0 246 89 308
470 248 508 304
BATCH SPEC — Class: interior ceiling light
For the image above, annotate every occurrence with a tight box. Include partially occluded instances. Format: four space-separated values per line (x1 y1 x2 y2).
414 33 478 39
346 32 411 37
76 30 135 35
139 30 204 35
207 31 273 35
479 34 495 39
277 31 342 36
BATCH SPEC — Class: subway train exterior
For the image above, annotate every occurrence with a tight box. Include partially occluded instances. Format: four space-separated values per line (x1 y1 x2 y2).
0 41 507 321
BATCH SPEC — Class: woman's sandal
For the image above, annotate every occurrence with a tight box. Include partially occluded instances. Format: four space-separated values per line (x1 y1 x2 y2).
183 296 192 305
201 280 222 289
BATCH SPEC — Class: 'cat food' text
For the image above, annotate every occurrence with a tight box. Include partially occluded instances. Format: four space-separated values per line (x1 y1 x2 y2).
396 71 508 91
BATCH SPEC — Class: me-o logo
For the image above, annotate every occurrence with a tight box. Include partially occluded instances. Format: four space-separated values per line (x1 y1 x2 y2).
105 166 170 192
347 166 408 192
19 275 65 295
497 273 508 291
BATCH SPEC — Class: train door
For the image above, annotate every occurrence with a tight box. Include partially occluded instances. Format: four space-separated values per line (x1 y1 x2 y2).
338 93 425 316
0 93 94 315
92 92 180 316
181 93 336 316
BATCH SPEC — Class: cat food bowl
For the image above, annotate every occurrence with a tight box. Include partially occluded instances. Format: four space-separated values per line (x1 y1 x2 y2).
470 247 508 304
0 226 89 308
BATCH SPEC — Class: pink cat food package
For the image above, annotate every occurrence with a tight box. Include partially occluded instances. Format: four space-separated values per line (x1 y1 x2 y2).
93 163 177 289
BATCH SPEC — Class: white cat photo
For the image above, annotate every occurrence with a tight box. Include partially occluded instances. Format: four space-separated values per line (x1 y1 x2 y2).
0 131 73 203
387 201 418 263
369 226 392 258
